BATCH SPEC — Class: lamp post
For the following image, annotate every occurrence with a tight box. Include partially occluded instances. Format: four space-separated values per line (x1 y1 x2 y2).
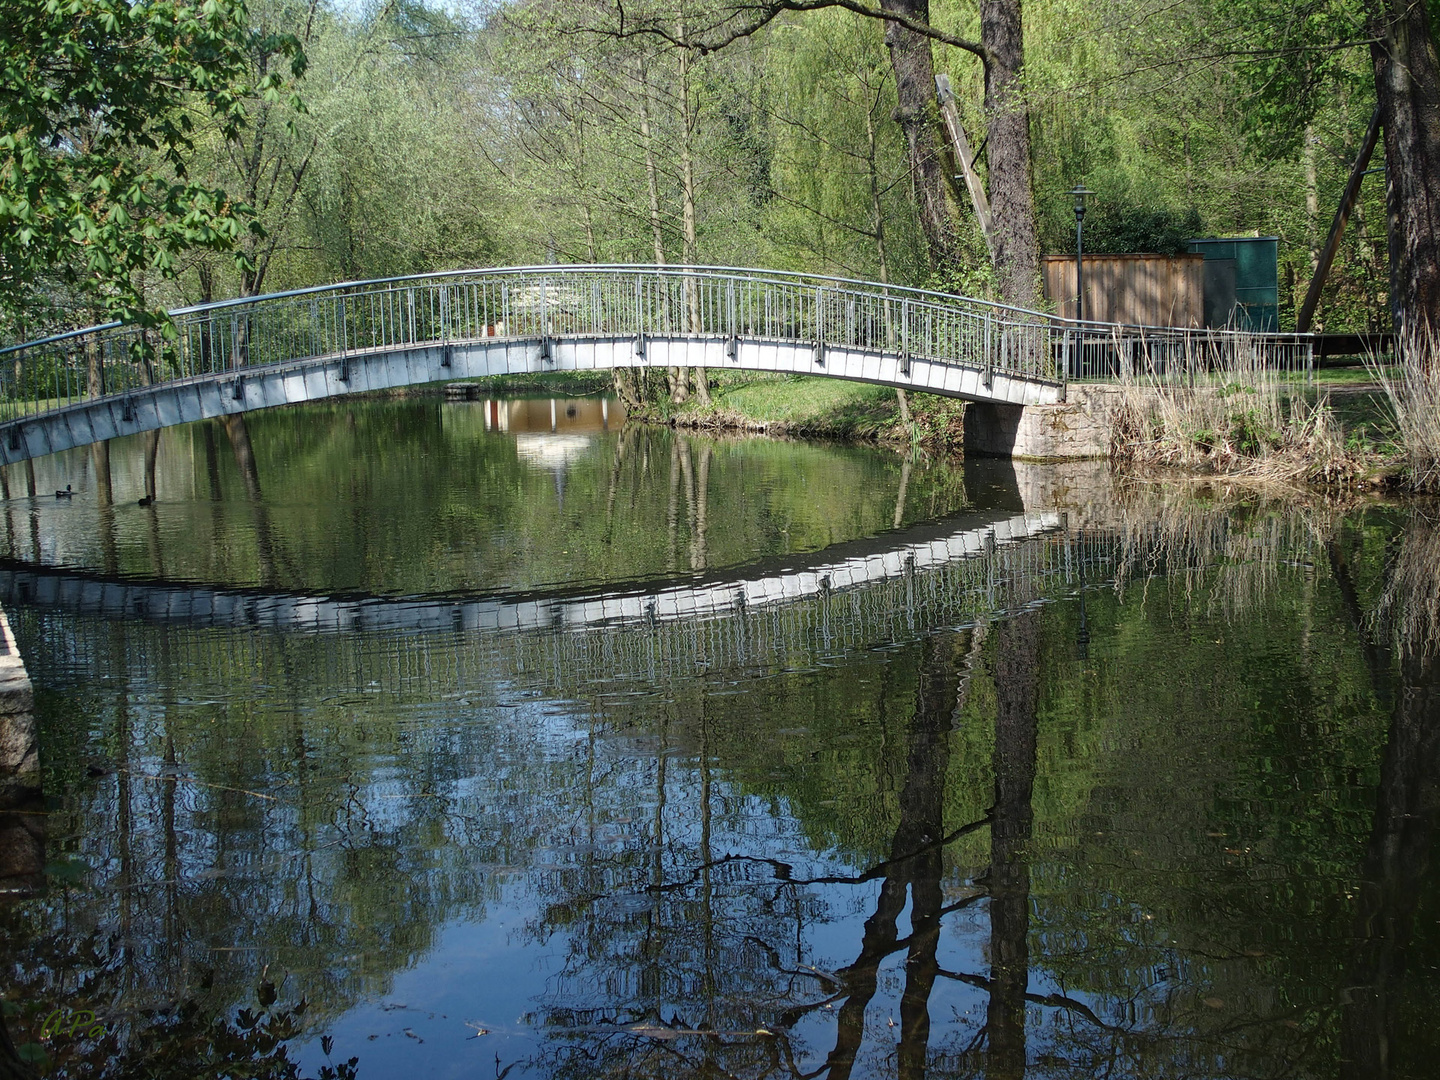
1068 185 1094 379
1069 185 1094 324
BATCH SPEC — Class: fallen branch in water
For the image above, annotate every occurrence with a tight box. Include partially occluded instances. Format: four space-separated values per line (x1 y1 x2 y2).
113 766 278 802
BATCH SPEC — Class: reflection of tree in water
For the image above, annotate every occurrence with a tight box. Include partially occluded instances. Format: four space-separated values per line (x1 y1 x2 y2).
523 629 1001 1079
1341 509 1440 1079
0 629 588 1059
1004 504 1440 1080
11 487 1440 1077
0 499 1065 1068
982 612 1037 1080
516 502 1440 1080
5 406 969 596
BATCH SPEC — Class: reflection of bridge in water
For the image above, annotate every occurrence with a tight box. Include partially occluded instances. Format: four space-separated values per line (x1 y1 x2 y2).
1 508 1118 693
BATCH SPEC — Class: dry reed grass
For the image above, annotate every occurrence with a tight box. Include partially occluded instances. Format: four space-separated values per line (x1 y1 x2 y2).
1108 330 1372 486
1367 330 1440 493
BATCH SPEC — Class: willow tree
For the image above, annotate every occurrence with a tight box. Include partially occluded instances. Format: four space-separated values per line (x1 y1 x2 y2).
580 0 1044 307
177 0 501 301
496 0 777 401
760 11 926 282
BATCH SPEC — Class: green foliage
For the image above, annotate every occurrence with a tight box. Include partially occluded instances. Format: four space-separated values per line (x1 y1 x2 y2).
1227 408 1282 456
1043 0 1385 330
1220 0 1371 159
0 0 1407 341
0 0 304 328
926 252 999 300
758 11 925 284
1083 205 1203 256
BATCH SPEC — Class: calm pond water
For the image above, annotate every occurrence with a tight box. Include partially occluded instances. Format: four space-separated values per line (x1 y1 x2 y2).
0 395 1436 1079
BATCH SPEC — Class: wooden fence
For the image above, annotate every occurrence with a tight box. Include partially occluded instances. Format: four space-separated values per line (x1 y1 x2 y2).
1043 253 1205 328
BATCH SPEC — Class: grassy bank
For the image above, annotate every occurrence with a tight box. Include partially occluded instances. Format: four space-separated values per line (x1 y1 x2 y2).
436 356 1437 494
649 362 1439 492
643 371 962 450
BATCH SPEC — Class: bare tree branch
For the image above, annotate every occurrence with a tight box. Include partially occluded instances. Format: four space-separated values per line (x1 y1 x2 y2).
553 0 992 64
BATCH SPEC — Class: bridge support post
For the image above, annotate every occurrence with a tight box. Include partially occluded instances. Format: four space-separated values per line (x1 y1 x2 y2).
0 606 41 896
963 403 1027 458
963 386 1121 460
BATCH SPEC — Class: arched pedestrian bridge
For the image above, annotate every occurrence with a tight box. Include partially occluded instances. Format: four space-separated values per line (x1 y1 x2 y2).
0 266 1312 465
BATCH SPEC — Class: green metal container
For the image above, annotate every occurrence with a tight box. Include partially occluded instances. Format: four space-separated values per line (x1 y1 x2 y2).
1187 237 1279 332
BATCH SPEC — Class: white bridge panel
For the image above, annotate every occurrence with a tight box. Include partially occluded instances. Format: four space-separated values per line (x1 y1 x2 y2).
0 334 1062 466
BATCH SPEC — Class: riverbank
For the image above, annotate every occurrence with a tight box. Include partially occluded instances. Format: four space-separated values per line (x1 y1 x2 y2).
647 367 1433 492
429 361 1434 493
634 372 964 450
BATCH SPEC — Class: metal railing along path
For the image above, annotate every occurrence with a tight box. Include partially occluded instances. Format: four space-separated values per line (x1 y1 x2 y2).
0 265 1315 454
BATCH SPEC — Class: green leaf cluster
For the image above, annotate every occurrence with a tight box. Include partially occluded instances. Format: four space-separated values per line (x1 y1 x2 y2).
0 0 303 329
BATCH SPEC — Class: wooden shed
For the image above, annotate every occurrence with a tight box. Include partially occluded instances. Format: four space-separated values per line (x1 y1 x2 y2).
1042 253 1205 328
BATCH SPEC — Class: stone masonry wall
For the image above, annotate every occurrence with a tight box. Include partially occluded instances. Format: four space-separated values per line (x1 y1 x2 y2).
964 384 1131 460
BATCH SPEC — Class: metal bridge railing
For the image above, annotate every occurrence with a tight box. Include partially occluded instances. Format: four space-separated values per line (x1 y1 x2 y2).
0 265 1314 425
1061 322 1316 384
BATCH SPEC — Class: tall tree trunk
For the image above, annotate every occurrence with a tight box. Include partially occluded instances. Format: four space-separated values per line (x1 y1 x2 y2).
85 304 105 400
639 59 668 266
677 35 710 406
980 0 1041 309
879 0 959 271
865 102 892 286
866 102 913 423
1305 123 1321 273
630 59 668 410
1369 0 1440 349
